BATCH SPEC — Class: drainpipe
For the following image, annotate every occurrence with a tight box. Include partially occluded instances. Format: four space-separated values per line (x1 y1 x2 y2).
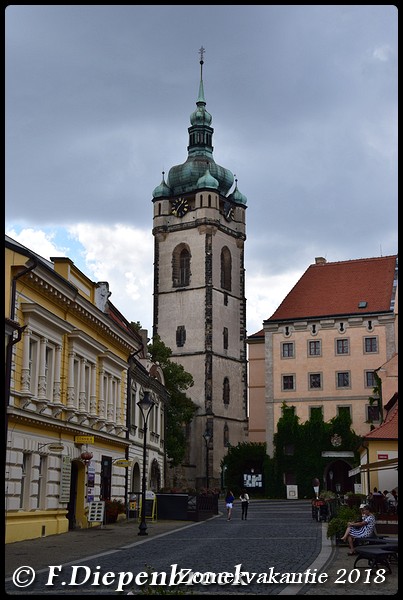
125 338 144 519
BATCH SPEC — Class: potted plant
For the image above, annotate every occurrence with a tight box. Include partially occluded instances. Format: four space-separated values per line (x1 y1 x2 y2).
104 499 126 524
327 505 360 542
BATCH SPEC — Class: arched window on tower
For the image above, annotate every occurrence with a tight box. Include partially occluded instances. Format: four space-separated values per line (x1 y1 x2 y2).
221 246 232 291
172 244 191 287
223 377 230 406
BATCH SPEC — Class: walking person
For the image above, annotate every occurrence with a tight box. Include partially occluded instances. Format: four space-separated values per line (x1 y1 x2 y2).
225 490 235 521
240 489 250 520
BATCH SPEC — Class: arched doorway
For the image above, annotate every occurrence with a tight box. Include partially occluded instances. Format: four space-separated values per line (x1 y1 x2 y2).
325 459 354 495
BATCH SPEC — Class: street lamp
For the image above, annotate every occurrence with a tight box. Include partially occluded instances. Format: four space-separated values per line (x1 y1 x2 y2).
137 391 155 536
202 428 211 489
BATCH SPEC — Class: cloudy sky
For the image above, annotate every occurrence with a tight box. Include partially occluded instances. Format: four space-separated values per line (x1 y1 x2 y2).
5 5 397 336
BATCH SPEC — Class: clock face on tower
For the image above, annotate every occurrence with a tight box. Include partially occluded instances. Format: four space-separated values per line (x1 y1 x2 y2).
171 198 190 218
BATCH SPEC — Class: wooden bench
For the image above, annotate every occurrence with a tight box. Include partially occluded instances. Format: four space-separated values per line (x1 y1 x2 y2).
353 546 395 574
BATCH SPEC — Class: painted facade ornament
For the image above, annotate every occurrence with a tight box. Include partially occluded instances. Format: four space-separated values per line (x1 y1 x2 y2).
331 433 342 447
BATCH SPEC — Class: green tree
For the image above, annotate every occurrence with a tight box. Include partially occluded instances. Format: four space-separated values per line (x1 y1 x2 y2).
221 442 269 496
147 335 197 468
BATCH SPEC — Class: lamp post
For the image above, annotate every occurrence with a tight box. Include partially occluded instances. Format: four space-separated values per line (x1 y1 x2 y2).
202 429 211 490
137 391 154 536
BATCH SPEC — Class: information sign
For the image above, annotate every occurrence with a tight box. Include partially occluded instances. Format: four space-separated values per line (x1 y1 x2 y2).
60 456 71 503
88 501 105 523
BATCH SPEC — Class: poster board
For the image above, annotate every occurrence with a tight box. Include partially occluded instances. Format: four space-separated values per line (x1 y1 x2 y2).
139 496 157 521
88 501 105 523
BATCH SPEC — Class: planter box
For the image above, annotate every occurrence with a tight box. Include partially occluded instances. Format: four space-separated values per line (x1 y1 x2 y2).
156 493 219 521
156 494 189 520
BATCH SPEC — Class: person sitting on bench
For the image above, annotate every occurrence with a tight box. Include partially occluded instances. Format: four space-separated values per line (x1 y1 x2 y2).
340 504 376 555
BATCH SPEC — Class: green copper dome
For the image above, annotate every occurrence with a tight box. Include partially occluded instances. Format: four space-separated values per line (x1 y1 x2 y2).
196 166 219 189
166 53 234 196
228 179 247 205
152 172 172 198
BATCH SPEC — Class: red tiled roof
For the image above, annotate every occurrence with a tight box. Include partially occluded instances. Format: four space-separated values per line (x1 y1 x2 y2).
267 255 397 321
365 399 398 441
247 329 264 339
107 301 142 343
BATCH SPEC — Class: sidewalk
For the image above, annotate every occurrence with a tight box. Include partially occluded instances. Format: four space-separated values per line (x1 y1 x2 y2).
5 518 190 579
299 526 398 596
5 517 398 595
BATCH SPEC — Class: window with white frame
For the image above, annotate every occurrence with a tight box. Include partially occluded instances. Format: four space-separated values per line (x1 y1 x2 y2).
45 346 55 399
73 355 92 413
20 453 31 510
103 372 119 422
28 337 40 396
37 455 47 509
68 332 109 416
21 304 70 401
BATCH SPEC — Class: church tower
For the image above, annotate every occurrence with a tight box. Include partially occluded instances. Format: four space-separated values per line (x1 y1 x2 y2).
151 49 248 489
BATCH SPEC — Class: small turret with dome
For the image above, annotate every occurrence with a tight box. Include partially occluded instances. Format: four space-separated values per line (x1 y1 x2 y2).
153 47 234 198
228 177 247 206
152 171 172 198
196 164 219 190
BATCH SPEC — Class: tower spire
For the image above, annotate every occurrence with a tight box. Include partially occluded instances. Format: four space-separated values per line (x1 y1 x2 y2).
197 46 206 104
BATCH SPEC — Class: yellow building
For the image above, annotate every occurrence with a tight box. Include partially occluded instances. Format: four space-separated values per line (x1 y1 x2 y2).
5 235 166 542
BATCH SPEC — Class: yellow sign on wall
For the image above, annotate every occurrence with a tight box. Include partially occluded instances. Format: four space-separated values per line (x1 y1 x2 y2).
114 459 132 468
75 435 94 444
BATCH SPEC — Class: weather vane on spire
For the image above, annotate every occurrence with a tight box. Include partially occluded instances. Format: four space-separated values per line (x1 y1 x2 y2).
199 46 205 64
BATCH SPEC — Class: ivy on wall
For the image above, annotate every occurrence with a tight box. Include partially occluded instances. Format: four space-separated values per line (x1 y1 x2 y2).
222 404 362 498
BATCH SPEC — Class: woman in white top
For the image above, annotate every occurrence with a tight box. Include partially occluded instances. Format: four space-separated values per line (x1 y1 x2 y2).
239 489 250 520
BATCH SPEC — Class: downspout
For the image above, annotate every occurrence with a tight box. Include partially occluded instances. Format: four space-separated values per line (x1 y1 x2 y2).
125 340 144 519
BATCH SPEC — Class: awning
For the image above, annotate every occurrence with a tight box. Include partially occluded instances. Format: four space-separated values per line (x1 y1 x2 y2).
348 457 398 477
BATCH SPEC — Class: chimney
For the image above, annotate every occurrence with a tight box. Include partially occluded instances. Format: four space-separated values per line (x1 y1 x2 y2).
315 257 327 265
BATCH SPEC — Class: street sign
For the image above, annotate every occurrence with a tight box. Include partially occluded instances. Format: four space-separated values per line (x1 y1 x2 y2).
47 443 65 452
75 435 94 444
113 459 132 468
